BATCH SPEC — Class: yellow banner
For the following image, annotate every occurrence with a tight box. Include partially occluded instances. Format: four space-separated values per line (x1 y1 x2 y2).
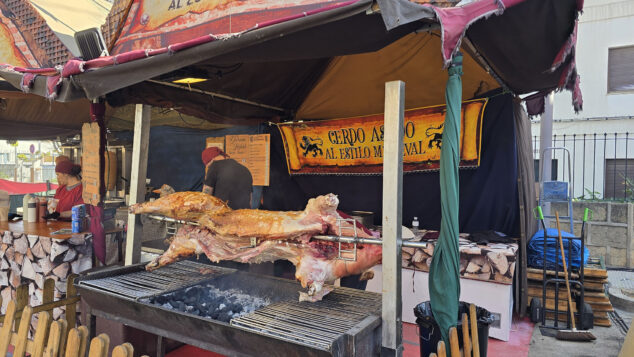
279 99 487 174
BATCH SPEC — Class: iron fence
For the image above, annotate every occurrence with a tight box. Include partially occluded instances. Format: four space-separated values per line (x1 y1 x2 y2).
533 133 634 201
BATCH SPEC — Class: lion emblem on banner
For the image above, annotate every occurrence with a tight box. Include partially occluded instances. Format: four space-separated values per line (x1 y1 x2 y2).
426 123 444 149
299 136 323 157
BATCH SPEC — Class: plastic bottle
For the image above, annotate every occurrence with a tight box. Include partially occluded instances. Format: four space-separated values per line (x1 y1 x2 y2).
412 216 420 233
22 194 33 222
38 198 47 222
27 196 37 223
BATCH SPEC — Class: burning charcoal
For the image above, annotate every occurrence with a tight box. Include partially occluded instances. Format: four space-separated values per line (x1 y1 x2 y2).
218 312 231 322
155 295 167 305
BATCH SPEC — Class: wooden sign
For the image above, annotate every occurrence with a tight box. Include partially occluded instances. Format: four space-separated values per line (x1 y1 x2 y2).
225 134 270 186
278 99 487 174
205 137 225 150
81 123 101 205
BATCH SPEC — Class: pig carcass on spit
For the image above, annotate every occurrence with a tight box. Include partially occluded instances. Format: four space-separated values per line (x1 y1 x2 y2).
130 192 381 301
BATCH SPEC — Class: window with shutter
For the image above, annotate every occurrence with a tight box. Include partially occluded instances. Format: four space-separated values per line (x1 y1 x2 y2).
608 46 634 93
604 159 634 199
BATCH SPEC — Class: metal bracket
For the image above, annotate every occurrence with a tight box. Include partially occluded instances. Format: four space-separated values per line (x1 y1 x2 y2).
336 218 358 261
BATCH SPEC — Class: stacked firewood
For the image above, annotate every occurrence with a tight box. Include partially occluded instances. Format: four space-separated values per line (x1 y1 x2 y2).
401 237 518 284
0 231 92 318
527 267 612 327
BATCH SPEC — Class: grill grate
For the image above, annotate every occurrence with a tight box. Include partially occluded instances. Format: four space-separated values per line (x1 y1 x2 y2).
231 287 381 351
78 260 231 300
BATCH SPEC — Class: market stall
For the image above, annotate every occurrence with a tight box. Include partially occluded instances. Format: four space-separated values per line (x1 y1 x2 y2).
0 0 584 355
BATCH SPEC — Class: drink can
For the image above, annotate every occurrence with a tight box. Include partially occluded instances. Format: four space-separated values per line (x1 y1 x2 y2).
72 219 83 233
72 204 86 220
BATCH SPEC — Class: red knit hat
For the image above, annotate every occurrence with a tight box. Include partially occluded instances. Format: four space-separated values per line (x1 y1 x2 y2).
201 147 227 166
55 159 74 174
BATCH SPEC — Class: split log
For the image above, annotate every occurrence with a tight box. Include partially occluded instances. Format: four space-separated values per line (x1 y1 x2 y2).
55 280 67 294
71 255 92 274
507 262 516 277
39 258 53 275
31 241 46 259
0 243 6 259
68 235 86 246
461 246 482 255
13 235 28 255
2 232 12 244
50 243 69 263
470 255 486 267
412 250 427 263
402 247 416 255
402 252 412 260
477 271 491 280
10 261 21 275
426 257 433 267
63 249 77 262
4 246 14 261
402 258 411 267
1 286 11 311
0 271 7 286
35 273 44 289
423 244 434 256
14 252 23 265
466 262 481 274
9 269 21 287
494 272 512 284
53 307 63 320
27 234 39 248
414 262 429 271
26 247 34 261
21 258 36 280
481 262 491 274
0 258 7 270
486 252 508 275
52 262 69 278
40 237 51 254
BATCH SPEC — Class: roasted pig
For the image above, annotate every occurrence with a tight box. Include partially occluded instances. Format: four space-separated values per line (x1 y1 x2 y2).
129 191 229 221
132 193 382 300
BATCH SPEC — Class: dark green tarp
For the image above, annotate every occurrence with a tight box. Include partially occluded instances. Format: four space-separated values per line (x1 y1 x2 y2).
429 53 463 350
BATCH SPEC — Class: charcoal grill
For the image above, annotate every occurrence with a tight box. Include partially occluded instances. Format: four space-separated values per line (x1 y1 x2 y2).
76 260 382 357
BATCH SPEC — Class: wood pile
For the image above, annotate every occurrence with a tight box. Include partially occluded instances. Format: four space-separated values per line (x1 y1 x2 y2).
527 267 612 327
401 238 518 285
0 231 92 318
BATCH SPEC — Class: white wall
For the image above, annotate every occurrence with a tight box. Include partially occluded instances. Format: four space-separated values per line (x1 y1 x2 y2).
530 1 634 199
553 0 634 120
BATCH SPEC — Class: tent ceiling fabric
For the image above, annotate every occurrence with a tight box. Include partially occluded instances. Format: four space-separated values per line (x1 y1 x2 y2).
0 87 228 139
296 32 499 119
0 0 583 125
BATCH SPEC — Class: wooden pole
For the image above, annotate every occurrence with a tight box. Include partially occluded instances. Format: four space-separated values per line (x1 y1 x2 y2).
381 81 404 357
125 104 151 265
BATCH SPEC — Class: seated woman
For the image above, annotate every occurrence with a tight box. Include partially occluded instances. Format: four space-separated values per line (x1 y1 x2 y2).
46 160 84 220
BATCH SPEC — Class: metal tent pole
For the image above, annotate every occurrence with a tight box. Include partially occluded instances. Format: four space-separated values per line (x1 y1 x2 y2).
125 104 151 265
381 80 404 356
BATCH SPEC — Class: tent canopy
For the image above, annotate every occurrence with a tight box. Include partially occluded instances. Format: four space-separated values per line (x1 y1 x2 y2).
0 0 582 127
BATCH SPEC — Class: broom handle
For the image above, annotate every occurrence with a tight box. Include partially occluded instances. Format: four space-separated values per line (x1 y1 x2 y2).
555 211 576 330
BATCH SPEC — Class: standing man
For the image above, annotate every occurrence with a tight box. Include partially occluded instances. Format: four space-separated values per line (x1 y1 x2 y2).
201 147 253 209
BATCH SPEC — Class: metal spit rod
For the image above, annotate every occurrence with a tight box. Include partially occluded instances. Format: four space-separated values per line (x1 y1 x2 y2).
147 214 427 248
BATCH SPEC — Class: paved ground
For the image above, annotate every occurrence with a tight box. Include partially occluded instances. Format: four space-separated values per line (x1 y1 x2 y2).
528 269 634 357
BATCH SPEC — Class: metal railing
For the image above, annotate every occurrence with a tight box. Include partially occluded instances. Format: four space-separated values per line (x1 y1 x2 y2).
533 133 634 201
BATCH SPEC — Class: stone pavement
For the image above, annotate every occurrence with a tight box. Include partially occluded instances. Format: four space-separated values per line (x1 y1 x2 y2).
528 269 633 357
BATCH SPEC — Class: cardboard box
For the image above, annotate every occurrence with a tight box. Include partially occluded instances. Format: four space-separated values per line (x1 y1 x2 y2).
365 265 513 341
